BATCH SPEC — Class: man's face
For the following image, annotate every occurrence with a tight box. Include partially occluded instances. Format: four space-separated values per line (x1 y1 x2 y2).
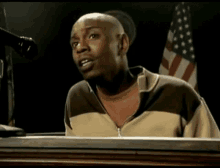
70 13 123 82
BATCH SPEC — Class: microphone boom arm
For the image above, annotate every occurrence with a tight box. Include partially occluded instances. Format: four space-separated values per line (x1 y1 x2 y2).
0 27 38 60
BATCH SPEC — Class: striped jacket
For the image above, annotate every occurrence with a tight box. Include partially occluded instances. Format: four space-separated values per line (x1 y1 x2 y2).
64 66 220 137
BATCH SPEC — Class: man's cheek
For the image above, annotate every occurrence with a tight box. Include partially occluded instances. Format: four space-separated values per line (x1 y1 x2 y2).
91 42 105 52
72 55 78 66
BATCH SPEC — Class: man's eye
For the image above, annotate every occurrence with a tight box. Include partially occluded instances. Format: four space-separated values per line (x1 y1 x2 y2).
72 42 78 48
89 34 99 39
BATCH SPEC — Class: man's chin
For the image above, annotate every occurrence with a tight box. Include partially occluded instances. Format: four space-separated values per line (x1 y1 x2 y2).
81 71 101 82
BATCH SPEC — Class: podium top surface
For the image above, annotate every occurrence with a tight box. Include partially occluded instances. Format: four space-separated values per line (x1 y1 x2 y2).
0 136 220 152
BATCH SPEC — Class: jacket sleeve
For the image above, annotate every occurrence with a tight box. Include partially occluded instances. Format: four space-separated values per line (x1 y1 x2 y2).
183 97 220 138
64 123 75 136
64 93 76 136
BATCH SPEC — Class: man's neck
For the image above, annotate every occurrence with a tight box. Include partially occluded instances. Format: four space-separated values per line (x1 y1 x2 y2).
96 70 137 96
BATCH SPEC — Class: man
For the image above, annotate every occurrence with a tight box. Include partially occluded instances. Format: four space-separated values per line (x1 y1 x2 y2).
64 10 220 137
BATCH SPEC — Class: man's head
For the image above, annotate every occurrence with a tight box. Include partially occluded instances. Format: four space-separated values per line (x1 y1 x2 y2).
104 10 136 46
70 12 130 82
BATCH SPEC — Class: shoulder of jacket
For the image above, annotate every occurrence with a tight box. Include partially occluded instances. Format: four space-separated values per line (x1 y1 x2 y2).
157 74 193 88
67 80 89 96
156 75 201 99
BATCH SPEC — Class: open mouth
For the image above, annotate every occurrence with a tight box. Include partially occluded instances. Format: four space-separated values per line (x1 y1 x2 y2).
80 59 94 71
81 59 93 67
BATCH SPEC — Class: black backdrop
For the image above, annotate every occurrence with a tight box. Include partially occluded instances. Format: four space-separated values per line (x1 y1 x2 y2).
2 2 220 133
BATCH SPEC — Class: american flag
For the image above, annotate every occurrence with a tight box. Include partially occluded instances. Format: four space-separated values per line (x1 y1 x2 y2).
159 2 199 93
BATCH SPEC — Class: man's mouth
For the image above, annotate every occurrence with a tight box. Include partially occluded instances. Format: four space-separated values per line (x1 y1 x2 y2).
81 59 93 67
79 59 94 71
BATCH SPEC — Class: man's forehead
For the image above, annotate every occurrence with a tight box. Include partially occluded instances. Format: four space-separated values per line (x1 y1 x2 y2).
71 13 123 36
76 13 117 24
78 13 109 21
73 18 108 31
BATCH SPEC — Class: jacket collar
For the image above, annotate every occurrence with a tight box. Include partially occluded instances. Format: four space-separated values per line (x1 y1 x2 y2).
86 66 159 93
131 66 159 93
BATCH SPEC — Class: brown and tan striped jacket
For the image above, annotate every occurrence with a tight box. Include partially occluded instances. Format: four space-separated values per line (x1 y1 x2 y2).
64 66 220 138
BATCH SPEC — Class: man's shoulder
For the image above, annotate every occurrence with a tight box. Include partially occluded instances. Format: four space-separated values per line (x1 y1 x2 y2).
158 74 193 89
70 80 88 90
156 74 200 99
67 80 90 96
133 66 196 93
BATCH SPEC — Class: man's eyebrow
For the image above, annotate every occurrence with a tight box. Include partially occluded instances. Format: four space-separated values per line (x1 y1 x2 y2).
71 26 102 39
70 26 102 46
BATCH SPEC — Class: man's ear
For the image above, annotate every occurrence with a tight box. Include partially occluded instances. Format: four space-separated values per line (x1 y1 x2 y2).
118 33 129 56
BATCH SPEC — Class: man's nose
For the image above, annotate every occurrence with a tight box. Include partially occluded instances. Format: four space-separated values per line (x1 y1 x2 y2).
77 40 89 53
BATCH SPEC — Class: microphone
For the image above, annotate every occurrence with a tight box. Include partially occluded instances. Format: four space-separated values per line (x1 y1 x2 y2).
0 27 38 60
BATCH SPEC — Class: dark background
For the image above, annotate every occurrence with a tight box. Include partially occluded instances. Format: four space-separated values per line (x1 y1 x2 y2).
2 2 220 133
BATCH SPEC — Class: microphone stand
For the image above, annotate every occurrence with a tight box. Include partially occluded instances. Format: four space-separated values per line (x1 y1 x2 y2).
0 27 37 137
0 60 3 79
0 34 9 126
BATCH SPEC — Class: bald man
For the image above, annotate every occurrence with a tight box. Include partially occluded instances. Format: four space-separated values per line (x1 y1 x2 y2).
64 12 220 137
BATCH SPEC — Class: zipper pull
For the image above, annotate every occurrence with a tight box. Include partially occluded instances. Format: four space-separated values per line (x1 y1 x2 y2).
117 128 121 137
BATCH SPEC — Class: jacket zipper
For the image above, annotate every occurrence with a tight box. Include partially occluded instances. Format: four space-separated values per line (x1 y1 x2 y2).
119 97 141 132
117 128 121 137
92 86 141 137
114 109 137 137
118 107 139 135
92 90 120 136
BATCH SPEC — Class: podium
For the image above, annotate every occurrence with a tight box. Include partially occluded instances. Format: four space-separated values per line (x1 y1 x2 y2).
0 135 220 166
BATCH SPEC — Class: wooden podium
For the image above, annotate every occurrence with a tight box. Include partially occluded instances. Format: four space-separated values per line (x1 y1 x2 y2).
0 135 220 166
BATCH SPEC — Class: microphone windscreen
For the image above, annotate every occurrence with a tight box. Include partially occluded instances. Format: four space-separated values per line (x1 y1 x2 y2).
15 36 38 60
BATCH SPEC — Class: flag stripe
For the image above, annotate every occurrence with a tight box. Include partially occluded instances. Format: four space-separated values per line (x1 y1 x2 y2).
174 57 190 79
163 48 176 66
159 63 169 75
188 64 197 88
166 40 173 52
167 30 174 43
168 55 182 76
181 62 195 82
161 57 169 70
